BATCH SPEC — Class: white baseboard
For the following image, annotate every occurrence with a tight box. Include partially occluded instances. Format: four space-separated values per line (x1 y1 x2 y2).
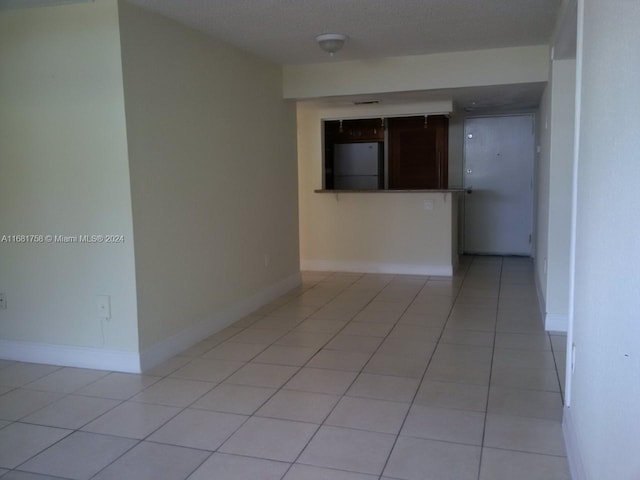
534 269 547 325
563 406 587 480
535 270 569 333
301 260 453 276
139 272 302 372
0 340 141 373
545 313 569 332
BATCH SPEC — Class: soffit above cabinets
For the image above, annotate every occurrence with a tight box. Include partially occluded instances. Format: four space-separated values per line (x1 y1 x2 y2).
302 83 546 116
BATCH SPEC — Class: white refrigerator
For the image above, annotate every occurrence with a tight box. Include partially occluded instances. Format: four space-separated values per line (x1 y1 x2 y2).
333 142 383 190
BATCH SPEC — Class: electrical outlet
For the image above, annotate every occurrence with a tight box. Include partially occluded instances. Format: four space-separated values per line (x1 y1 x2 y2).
423 199 434 210
264 254 270 267
0 293 6 310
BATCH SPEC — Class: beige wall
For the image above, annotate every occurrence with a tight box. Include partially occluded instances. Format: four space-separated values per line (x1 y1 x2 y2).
298 102 458 275
300 192 458 276
0 1 139 356
118 2 300 356
284 46 549 99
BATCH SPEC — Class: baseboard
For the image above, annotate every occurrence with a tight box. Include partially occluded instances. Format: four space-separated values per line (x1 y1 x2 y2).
301 260 453 276
451 253 460 273
545 313 569 332
534 272 569 333
534 269 547 327
0 340 141 373
138 272 302 372
563 406 587 480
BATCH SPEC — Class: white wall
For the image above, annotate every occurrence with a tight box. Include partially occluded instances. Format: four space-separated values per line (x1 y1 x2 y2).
545 59 575 330
564 1 640 478
448 115 465 189
0 1 140 366
298 102 458 275
118 2 300 363
535 59 575 332
284 46 549 99
535 80 552 307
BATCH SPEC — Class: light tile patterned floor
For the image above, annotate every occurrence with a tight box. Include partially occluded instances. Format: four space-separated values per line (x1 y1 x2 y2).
0 256 570 479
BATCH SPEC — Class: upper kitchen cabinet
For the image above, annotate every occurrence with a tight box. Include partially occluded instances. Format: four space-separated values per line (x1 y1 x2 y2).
324 118 385 143
322 114 449 190
388 115 448 190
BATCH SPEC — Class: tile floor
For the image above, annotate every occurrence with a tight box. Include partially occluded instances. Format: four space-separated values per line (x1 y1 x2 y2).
0 256 570 479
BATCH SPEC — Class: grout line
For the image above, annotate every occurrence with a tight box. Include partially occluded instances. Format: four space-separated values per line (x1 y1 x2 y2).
476 256 504 480
254 273 393 479
374 269 466 479
152 271 372 479
276 272 436 479
549 332 566 405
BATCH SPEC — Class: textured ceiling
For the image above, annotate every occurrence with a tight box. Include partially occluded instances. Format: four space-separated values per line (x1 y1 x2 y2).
126 0 561 65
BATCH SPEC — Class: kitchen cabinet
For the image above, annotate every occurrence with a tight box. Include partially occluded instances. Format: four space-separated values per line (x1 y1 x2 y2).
388 115 448 189
323 115 448 190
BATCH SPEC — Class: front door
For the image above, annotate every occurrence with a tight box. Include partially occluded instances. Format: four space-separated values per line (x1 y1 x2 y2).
463 115 535 255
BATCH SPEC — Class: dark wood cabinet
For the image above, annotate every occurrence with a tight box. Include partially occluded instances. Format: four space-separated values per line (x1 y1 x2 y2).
388 115 448 189
323 115 448 190
324 118 385 143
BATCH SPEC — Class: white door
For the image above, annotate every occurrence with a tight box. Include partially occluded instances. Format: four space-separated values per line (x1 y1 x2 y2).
464 115 534 255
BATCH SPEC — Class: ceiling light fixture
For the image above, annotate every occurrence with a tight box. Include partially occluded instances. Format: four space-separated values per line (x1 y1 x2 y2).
316 33 347 56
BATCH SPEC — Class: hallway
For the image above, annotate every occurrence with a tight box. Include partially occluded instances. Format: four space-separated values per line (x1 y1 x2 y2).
0 256 569 479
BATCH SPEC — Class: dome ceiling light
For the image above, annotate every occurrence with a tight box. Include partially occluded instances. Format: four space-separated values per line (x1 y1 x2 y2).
316 33 348 56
